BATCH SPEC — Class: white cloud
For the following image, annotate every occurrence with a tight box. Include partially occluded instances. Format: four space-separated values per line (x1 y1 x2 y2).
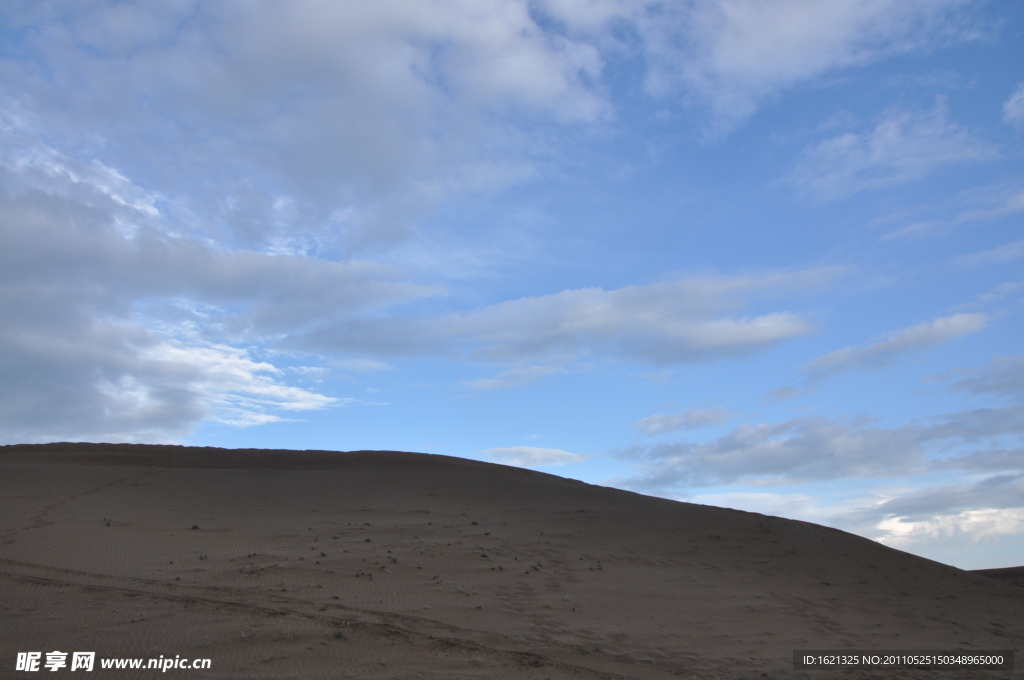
0 97 832 437
633 407 737 435
297 270 828 372
803 313 987 379
141 341 337 420
481 446 587 467
0 0 981 254
0 0 614 251
787 103 997 200
0 324 339 443
0 127 430 443
543 0 980 129
0 0 1003 450
635 0 978 127
838 475 1024 547
0 129 439 331
877 507 1024 549
1004 82 1024 125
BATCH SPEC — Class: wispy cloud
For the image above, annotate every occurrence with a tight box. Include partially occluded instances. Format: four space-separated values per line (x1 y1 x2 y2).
633 407 738 436
803 313 987 379
334 359 395 374
464 364 567 390
787 102 997 200
945 186 1024 226
1004 82 1024 125
878 181 1024 240
955 239 1024 267
481 446 587 467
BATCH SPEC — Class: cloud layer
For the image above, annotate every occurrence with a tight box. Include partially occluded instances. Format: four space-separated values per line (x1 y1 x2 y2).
0 105 836 441
617 403 1024 489
0 0 980 252
0 116 829 441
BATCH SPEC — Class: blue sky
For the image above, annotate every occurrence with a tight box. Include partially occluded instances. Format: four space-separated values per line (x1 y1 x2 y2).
1 0 1022 569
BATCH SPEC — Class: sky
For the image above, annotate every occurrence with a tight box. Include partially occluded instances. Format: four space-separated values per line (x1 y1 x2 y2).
1 0 1022 570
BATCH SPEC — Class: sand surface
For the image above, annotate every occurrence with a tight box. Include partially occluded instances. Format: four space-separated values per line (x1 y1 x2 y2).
2 443 1021 679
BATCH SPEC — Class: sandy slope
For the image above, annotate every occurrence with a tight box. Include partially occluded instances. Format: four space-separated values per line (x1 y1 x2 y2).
1 443 1021 679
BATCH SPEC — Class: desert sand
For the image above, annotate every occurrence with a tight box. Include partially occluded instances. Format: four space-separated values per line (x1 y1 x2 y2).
1 443 1021 679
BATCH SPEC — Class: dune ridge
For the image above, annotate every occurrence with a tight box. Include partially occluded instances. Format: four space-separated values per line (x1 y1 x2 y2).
2 443 1021 679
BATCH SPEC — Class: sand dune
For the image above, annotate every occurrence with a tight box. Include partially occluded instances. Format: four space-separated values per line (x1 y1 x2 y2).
2 443 1021 679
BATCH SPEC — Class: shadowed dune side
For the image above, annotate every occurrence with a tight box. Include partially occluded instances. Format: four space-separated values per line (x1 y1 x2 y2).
972 566 1024 589
1 443 1021 679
